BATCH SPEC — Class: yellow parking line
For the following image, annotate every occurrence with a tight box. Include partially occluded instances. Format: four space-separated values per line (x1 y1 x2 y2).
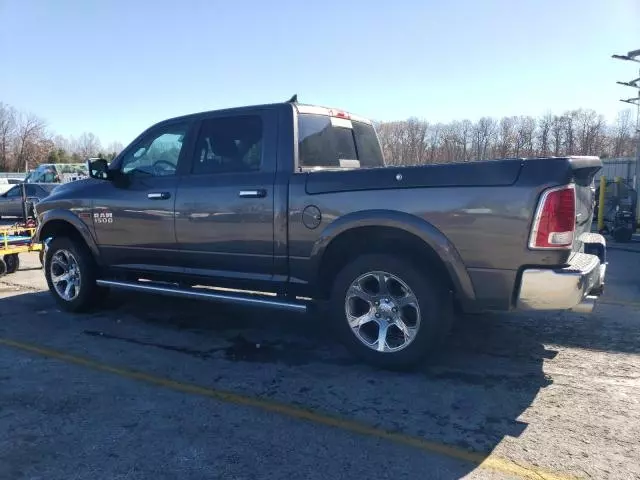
0 336 575 480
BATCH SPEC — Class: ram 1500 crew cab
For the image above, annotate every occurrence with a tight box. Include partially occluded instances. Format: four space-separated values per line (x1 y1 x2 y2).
34 99 606 368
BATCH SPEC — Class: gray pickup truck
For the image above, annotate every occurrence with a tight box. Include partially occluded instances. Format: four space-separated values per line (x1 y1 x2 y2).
33 99 607 368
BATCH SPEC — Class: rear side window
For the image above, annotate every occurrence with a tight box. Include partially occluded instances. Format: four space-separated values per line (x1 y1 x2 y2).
297 114 384 169
6 187 21 198
192 115 263 175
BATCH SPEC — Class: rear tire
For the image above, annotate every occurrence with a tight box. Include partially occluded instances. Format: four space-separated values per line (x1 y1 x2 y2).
0 258 6 277
329 254 453 370
44 237 101 312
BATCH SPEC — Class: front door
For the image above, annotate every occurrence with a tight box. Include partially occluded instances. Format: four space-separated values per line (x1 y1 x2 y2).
92 120 194 273
175 111 277 282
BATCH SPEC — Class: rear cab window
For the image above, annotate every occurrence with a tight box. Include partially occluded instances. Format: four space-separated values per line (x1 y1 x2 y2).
296 107 385 170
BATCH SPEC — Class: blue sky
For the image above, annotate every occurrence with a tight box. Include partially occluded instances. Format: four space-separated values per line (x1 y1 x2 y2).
1 0 639 146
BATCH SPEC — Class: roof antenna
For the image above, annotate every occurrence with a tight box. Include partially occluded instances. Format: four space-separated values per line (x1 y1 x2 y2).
287 94 298 103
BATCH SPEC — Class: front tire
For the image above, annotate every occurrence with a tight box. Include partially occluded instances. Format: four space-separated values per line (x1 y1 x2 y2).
44 237 100 312
329 254 452 370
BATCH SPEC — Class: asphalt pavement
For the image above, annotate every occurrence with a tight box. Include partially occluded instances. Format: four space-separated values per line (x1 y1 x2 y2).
0 224 638 479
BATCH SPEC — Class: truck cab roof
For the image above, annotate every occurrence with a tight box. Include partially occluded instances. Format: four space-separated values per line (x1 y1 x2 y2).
153 101 374 129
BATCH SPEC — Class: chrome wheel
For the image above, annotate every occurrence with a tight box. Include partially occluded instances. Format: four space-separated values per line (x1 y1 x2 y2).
50 249 81 302
345 270 421 353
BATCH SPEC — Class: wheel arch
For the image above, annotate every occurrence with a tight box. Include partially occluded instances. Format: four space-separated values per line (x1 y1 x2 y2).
312 210 475 303
35 209 101 264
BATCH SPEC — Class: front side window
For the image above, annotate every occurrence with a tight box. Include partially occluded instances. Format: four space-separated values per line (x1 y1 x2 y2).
120 123 189 176
192 115 263 175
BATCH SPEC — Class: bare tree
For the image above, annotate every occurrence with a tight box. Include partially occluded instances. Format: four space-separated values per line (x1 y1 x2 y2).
425 124 443 163
574 109 606 155
0 103 17 171
496 117 516 158
472 117 496 160
376 121 406 166
106 140 125 155
537 112 553 156
403 118 429 165
458 120 473 161
75 132 102 159
14 112 47 172
562 111 579 155
550 115 564 156
52 134 71 152
440 123 462 163
611 109 634 157
514 116 536 157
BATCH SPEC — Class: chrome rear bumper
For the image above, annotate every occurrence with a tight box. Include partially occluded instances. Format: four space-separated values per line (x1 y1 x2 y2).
516 249 606 313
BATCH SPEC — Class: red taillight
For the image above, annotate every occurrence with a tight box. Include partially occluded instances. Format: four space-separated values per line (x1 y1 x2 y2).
529 185 576 249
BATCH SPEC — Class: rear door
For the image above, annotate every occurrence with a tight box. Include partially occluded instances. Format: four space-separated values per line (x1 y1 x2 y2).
174 109 278 282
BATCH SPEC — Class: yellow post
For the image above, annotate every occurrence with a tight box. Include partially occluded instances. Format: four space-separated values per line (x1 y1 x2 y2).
597 175 606 231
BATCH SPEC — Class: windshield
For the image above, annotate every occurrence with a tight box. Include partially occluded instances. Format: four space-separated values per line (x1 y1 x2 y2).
297 114 385 169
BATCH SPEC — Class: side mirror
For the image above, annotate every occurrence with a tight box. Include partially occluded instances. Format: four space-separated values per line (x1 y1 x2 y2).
87 158 110 180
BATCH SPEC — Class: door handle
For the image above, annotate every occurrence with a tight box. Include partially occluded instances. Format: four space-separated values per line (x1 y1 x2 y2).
238 189 267 198
148 192 171 200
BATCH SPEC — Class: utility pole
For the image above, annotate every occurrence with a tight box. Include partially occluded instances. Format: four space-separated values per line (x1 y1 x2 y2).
612 49 640 226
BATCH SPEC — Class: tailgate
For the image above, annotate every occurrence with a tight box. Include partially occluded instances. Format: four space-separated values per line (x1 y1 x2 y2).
569 157 601 251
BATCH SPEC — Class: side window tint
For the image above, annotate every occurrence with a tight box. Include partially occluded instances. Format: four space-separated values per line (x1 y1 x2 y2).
120 123 188 176
6 187 21 198
297 114 384 169
192 115 263 175
25 185 37 196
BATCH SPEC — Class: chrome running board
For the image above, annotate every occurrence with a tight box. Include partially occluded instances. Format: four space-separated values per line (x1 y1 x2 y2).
96 279 308 314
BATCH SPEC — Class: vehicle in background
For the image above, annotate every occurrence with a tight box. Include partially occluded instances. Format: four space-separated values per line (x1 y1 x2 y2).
34 99 606 369
25 163 88 184
595 180 637 243
0 183 57 218
0 177 25 195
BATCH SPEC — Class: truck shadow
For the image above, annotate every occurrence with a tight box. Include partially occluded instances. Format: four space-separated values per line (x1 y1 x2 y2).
0 291 560 478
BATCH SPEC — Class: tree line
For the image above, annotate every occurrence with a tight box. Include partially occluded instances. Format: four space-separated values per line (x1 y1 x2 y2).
1 100 637 172
0 102 124 172
375 109 637 166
